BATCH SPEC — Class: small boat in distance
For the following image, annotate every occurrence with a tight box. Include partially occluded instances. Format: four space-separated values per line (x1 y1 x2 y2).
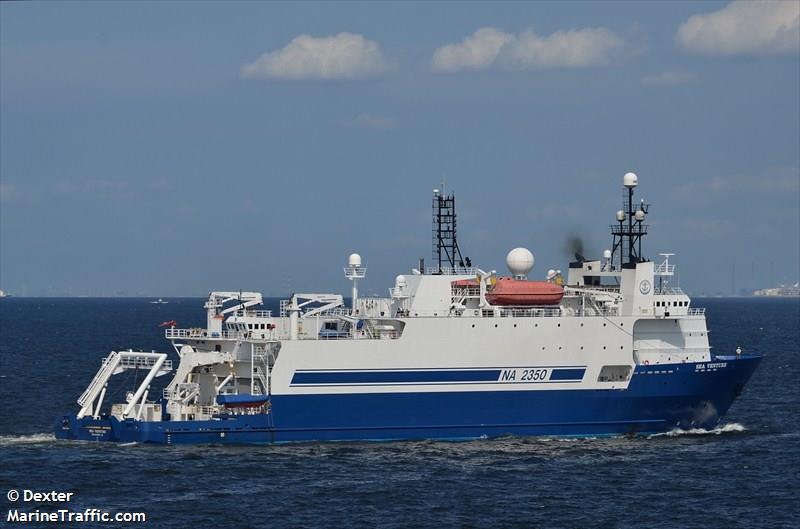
150 298 168 304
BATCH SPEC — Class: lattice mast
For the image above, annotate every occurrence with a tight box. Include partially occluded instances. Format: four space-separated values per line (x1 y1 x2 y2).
432 188 468 273
610 172 650 269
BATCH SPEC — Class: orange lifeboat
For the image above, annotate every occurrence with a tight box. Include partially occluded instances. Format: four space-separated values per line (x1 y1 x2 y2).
485 278 564 306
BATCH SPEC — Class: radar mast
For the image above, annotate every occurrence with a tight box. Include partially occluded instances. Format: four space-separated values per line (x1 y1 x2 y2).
432 188 470 273
610 172 650 269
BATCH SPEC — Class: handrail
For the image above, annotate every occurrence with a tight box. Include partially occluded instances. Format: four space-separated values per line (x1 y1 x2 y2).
425 267 478 275
232 309 273 318
654 287 685 295
165 328 276 341
655 263 676 274
451 286 481 297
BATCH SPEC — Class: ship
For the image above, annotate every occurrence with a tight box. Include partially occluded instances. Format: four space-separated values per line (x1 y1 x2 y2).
55 173 761 444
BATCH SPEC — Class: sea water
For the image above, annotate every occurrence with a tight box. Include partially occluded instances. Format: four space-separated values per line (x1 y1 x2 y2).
0 297 797 528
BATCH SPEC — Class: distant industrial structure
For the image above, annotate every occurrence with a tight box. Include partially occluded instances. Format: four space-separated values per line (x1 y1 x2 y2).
753 283 800 297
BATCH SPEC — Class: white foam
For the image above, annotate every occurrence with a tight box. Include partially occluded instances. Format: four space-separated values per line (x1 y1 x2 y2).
0 433 56 446
649 423 747 438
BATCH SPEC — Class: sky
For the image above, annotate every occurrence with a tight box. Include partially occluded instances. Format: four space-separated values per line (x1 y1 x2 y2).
1 1 798 297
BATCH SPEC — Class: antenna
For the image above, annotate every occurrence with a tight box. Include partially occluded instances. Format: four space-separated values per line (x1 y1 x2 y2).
344 253 366 312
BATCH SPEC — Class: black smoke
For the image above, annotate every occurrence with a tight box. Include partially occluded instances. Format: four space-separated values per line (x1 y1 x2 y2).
563 234 587 262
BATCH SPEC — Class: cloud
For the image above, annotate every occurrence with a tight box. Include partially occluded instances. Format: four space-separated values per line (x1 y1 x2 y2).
241 32 388 80
431 26 624 72
641 70 697 86
150 178 170 190
86 179 129 192
54 182 78 194
431 28 514 72
671 167 800 202
677 1 800 55
346 113 397 129
0 182 18 201
53 179 136 198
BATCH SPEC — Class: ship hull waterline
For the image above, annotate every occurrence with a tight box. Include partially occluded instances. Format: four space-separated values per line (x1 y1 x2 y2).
55 355 760 444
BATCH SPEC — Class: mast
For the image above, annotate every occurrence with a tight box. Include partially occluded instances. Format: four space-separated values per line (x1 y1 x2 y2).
610 172 650 269
431 188 470 273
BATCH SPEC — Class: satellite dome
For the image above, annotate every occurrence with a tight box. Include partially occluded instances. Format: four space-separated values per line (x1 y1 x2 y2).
348 253 362 267
506 248 535 279
616 210 625 222
395 275 407 288
546 269 557 280
635 209 645 221
603 249 612 259
623 172 638 188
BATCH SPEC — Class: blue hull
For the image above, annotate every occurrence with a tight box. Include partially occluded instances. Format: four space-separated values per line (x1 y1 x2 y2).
55 355 761 444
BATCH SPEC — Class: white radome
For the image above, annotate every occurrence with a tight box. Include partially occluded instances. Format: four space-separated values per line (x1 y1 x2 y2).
506 248 535 279
348 253 362 267
616 210 625 222
635 209 645 221
623 172 638 188
546 269 557 280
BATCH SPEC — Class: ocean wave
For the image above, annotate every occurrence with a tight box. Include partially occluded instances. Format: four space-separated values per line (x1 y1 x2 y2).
0 433 55 446
649 423 747 438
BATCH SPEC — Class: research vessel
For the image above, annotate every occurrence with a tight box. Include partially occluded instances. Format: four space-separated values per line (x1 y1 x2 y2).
56 173 761 444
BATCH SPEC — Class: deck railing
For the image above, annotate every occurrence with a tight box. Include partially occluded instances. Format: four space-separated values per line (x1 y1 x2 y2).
425 267 478 275
232 309 273 318
164 328 277 341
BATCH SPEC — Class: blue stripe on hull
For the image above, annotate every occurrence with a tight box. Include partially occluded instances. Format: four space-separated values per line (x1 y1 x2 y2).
291 369 502 385
290 366 585 386
54 355 761 444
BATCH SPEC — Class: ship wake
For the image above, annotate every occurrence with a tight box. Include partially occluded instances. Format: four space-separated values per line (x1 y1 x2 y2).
648 423 747 438
0 433 56 446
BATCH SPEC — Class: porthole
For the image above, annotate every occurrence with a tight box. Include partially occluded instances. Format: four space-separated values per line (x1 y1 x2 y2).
494 324 498 328
603 323 607 327
513 324 517 328
580 323 584 327
580 346 584 350
535 323 538 328
471 324 475 328
557 323 561 327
